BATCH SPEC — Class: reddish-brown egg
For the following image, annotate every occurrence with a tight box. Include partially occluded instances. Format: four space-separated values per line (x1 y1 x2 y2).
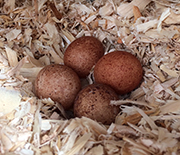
74 83 120 125
94 51 143 94
64 36 105 78
34 64 81 110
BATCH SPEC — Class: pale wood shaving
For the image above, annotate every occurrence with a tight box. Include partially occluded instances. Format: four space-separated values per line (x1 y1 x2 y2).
5 46 18 67
0 87 21 115
157 8 171 31
117 0 151 18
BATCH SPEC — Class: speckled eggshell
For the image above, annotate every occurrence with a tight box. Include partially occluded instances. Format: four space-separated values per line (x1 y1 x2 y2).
94 51 143 94
74 83 120 125
35 64 81 110
64 36 105 78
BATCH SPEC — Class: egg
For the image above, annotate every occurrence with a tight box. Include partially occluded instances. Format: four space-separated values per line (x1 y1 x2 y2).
74 83 120 125
64 36 105 78
34 64 81 110
94 51 143 94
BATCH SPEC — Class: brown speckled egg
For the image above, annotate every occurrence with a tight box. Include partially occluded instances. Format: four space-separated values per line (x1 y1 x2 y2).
34 64 81 110
74 83 120 125
94 51 143 94
64 36 105 78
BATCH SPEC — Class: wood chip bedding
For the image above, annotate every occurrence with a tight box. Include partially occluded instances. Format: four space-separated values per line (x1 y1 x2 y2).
0 0 180 154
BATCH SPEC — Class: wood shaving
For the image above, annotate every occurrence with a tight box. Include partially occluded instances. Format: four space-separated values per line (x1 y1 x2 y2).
133 5 142 22
1 0 180 154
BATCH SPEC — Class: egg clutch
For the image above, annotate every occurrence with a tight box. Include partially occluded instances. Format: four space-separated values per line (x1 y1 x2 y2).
34 36 143 125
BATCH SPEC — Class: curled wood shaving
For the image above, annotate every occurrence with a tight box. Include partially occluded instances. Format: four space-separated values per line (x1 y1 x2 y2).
117 0 151 18
5 46 18 67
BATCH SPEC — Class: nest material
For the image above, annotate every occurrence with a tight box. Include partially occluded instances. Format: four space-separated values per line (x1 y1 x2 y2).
1 0 180 154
